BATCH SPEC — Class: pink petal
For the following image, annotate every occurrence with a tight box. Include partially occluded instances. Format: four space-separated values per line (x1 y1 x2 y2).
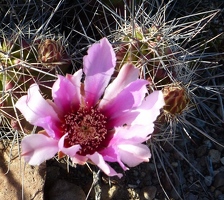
87 152 123 178
101 79 148 120
21 134 58 165
83 38 116 107
118 143 151 167
15 84 61 138
66 69 82 102
109 125 152 145
52 75 80 114
72 154 88 165
99 146 129 171
100 125 152 170
130 90 165 125
99 63 139 108
58 134 81 157
107 90 164 128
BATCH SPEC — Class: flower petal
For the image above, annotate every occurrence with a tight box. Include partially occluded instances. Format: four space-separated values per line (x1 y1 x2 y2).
66 69 82 103
72 154 88 165
15 84 61 138
99 146 129 171
130 90 165 125
107 90 164 128
83 38 116 107
58 134 81 157
99 63 139 108
101 79 148 120
118 143 151 167
100 125 151 170
52 75 81 114
87 152 123 178
21 134 58 165
109 125 152 145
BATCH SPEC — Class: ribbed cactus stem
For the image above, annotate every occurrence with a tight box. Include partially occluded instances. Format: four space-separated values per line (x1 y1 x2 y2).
115 24 175 87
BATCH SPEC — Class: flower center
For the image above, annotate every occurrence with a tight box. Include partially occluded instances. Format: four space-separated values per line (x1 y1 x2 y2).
62 106 108 155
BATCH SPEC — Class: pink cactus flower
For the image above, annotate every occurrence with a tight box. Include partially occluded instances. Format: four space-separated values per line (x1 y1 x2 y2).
15 38 164 177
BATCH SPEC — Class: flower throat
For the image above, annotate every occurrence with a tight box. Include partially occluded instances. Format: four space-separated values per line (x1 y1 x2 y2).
62 106 108 155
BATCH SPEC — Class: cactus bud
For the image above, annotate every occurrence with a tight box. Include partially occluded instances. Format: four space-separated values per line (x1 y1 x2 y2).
162 84 189 115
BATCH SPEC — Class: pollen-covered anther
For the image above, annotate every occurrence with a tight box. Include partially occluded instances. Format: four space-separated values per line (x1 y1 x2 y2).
62 106 108 155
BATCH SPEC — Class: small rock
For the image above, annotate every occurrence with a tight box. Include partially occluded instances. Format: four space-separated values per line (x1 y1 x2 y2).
219 185 224 193
140 186 157 200
213 172 224 188
101 185 119 200
215 190 222 198
127 188 140 199
133 170 139 176
220 157 224 165
107 185 119 199
204 176 213 186
48 179 86 200
199 156 207 167
171 162 178 167
141 171 146 177
217 194 224 200
185 193 198 200
148 163 155 171
204 140 213 149
209 149 221 163
196 145 207 157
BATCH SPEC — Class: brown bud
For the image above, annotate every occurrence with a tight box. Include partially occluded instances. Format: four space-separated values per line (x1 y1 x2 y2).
38 39 63 64
162 85 189 115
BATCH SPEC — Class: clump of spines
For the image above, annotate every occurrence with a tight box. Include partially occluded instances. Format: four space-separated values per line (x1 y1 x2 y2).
0 36 70 132
114 22 188 122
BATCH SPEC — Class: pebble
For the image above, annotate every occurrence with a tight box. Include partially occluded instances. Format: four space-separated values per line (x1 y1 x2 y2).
185 192 198 200
220 157 224 165
48 179 86 200
171 162 178 167
141 171 146 177
133 170 139 176
140 186 157 200
209 149 221 163
213 172 224 188
204 140 213 149
199 156 207 167
127 188 140 199
148 163 155 171
204 176 213 186
101 185 119 200
215 190 222 198
196 145 207 157
217 194 224 200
